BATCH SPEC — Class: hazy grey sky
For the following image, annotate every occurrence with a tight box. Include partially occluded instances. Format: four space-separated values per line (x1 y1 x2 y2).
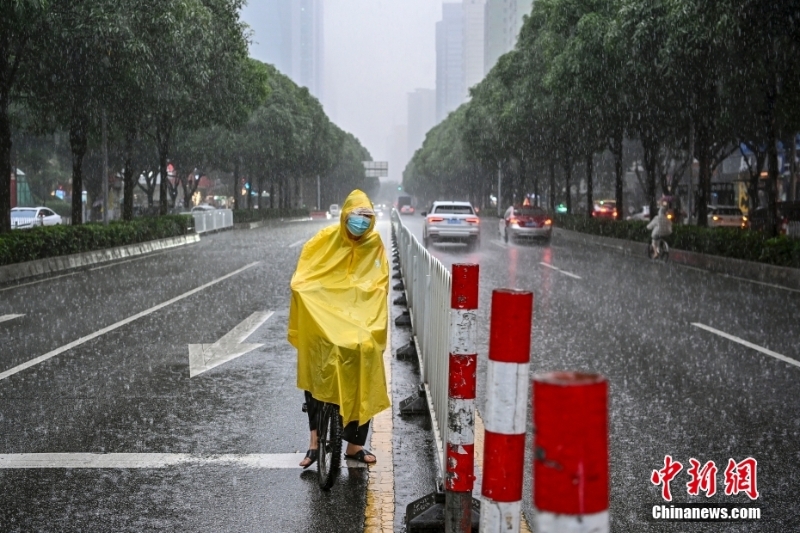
240 0 443 163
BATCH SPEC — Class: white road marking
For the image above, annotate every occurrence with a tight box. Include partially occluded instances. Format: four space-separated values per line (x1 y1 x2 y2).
189 311 274 377
691 323 800 369
718 274 800 294
677 264 709 274
89 251 167 271
288 239 306 248
0 452 366 469
0 272 80 292
0 314 24 324
539 262 582 279
0 262 261 383
490 240 508 249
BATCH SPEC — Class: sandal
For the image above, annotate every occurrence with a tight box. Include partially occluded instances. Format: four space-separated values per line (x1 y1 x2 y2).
344 449 377 465
300 449 318 469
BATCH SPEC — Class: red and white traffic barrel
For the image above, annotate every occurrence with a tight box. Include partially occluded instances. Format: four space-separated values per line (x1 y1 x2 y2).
533 372 609 533
445 263 479 531
480 289 533 533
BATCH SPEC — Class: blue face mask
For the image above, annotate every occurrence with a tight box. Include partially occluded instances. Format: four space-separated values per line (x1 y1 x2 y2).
346 214 371 236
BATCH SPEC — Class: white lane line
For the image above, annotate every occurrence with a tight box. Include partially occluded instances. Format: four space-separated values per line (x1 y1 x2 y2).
288 239 306 248
490 240 508 249
0 314 25 324
539 262 582 279
691 323 800 369
0 272 81 292
0 262 261 383
89 251 167 271
677 264 709 274
718 274 800 294
0 452 366 469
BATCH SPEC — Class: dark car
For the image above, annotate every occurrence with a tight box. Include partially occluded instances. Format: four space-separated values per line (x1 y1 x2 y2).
499 205 552 243
592 199 618 219
749 201 800 237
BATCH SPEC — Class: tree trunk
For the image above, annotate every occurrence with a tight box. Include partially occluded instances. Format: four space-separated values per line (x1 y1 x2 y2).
790 132 797 202
549 160 556 212
269 181 275 209
0 98 12 233
695 127 711 228
563 155 573 215
585 153 594 217
233 159 240 210
611 132 624 222
766 120 779 237
642 136 658 220
69 122 88 225
122 143 135 221
257 175 263 209
156 124 171 216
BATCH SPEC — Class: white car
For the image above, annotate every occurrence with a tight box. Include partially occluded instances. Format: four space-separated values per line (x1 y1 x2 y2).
627 206 650 221
11 207 62 229
422 201 481 250
708 206 746 228
191 204 215 212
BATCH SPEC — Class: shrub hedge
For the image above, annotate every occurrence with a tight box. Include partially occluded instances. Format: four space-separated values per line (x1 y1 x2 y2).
232 208 309 223
554 214 800 269
0 215 193 267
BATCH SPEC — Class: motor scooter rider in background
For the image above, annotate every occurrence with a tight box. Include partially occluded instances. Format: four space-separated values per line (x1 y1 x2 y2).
647 205 673 258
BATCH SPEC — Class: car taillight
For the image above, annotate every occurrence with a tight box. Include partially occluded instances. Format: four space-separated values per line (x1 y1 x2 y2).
667 213 673 220
466 217 480 224
544 219 552 225
742 216 748 222
429 216 444 222
509 217 518 225
613 210 618 218
712 215 719 221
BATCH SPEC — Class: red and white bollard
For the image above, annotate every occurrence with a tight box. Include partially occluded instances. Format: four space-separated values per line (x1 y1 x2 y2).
445 263 479 533
480 289 534 533
533 372 609 533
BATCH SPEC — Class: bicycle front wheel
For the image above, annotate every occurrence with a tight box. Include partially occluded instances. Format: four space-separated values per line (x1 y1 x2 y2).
317 402 343 491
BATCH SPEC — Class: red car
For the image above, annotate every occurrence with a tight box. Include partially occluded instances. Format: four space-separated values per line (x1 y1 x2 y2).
499 205 552 243
592 200 618 219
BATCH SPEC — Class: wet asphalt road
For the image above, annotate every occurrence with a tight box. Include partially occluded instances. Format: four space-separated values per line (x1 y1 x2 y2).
1 214 798 532
399 213 800 532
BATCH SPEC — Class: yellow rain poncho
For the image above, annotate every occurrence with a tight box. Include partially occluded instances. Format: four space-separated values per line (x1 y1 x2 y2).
288 190 390 426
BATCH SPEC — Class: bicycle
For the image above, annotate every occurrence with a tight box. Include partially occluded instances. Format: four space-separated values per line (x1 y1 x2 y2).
316 401 343 490
647 237 669 261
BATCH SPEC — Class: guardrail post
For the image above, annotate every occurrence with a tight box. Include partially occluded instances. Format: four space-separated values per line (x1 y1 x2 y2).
533 372 609 533
445 263 479 533
480 289 533 533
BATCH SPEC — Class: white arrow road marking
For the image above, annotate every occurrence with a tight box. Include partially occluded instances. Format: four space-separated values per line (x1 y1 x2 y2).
0 453 366 469
189 311 274 377
539 262 582 279
0 314 24 324
288 239 306 248
692 323 800 369
0 262 261 383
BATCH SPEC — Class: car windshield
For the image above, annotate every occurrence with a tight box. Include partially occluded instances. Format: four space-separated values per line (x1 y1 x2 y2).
11 209 37 217
434 205 473 214
713 208 741 216
514 207 545 216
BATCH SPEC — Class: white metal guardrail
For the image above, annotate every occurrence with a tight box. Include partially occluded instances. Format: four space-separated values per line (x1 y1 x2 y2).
192 209 233 234
392 209 451 482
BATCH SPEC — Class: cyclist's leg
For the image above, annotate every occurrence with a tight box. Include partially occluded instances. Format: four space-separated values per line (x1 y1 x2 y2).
300 391 320 467
343 419 376 463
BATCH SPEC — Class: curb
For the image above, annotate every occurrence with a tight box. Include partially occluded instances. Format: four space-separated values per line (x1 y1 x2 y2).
0 234 200 286
554 227 800 291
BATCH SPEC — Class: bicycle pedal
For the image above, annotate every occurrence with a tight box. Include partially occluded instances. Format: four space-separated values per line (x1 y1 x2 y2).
302 402 308 413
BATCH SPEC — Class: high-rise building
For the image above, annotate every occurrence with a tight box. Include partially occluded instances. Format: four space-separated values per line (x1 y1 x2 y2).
245 0 324 101
484 0 533 75
436 3 465 123
463 0 486 94
407 89 437 157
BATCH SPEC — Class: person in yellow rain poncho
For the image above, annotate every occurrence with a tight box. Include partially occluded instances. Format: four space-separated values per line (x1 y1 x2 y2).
288 189 390 468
